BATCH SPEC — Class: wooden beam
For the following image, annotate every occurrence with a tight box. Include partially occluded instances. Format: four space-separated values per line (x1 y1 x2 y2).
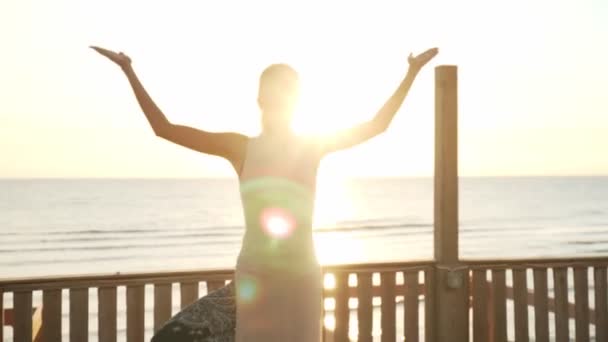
434 65 459 264
462 257 608 268
4 257 608 291
433 64 468 342
0 269 234 292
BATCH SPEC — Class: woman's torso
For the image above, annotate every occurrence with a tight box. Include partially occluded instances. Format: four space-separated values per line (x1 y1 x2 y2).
236 134 322 272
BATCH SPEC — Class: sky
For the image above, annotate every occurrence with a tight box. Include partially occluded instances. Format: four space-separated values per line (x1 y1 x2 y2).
1 0 607 178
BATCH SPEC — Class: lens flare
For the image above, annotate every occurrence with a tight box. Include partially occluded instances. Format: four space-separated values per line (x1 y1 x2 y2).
260 207 296 239
238 276 258 304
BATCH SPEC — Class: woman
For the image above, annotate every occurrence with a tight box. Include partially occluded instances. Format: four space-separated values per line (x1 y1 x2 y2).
91 45 438 342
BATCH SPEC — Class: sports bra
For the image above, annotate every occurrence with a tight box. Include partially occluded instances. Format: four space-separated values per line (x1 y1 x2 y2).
236 135 322 270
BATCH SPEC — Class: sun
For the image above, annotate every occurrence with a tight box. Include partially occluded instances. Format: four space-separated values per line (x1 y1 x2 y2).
291 103 344 135
289 64 363 136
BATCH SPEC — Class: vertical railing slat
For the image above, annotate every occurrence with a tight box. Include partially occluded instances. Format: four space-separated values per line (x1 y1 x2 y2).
424 267 435 342
42 289 62 341
334 272 349 342
574 267 589 341
533 268 549 342
98 286 117 342
207 280 225 293
14 291 33 342
472 269 489 342
492 269 507 342
380 271 396 342
513 269 529 342
154 283 172 332
0 290 4 342
404 270 419 342
553 267 569 342
356 272 373 342
70 288 89 342
180 282 198 309
595 266 608 342
126 285 145 342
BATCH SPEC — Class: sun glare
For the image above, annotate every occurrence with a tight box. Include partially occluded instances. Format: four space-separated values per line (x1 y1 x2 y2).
311 175 368 265
315 233 366 266
313 174 353 227
292 104 344 135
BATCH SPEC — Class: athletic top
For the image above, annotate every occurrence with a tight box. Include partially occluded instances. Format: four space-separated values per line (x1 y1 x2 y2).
236 134 322 272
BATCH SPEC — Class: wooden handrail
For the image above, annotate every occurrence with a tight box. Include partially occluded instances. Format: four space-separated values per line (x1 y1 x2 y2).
462 256 608 269
0 269 235 292
3 257 606 290
0 260 436 292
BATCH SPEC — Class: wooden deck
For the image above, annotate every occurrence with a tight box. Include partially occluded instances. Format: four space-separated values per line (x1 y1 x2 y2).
2 66 607 341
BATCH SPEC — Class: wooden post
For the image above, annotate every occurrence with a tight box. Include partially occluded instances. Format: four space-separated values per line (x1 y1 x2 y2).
433 65 468 342
434 64 459 264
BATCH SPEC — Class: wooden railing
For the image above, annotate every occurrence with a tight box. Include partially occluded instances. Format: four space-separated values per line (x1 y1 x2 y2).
321 261 435 342
465 257 608 342
0 269 234 342
1 257 607 341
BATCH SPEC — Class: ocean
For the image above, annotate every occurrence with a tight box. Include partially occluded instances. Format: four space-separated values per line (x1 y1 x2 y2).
1 177 608 341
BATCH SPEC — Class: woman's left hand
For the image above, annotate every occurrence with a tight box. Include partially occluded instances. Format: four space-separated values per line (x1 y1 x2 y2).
408 48 439 72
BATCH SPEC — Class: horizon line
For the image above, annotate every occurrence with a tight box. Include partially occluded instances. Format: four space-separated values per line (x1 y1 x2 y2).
1 174 608 180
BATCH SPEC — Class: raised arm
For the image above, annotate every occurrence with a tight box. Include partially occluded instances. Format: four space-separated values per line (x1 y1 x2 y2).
316 48 438 155
90 46 247 173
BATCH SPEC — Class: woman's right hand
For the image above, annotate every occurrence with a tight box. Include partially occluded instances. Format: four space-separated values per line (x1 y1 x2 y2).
90 46 132 70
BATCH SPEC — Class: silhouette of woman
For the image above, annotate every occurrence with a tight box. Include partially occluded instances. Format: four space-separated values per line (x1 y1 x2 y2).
91 45 438 342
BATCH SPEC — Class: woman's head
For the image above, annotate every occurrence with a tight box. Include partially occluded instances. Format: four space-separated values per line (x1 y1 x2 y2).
258 64 300 131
